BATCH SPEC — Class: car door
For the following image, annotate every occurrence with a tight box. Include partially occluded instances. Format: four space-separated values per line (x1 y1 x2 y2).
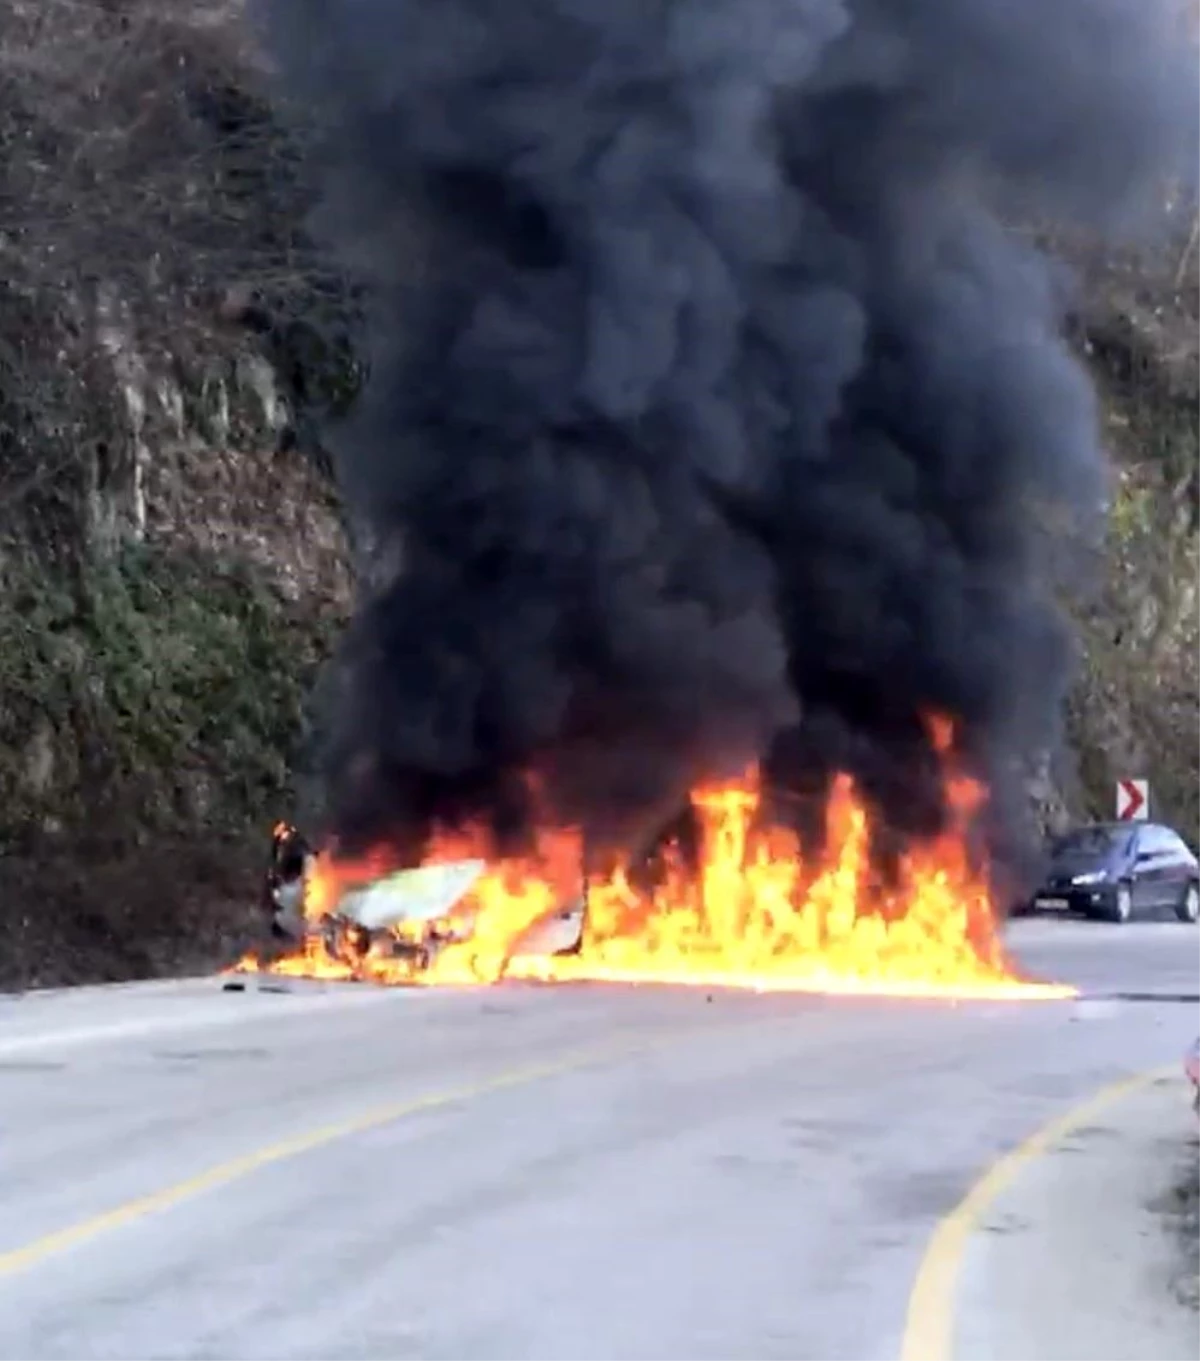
1156 829 1197 906
1128 826 1166 912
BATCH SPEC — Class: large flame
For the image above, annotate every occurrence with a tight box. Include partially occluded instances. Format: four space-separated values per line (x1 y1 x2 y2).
238 729 1075 1001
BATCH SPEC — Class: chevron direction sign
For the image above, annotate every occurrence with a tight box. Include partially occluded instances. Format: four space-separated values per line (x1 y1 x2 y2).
1116 778 1149 821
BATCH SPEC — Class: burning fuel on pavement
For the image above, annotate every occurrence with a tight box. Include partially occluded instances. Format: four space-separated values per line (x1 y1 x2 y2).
240 723 1075 999
239 0 1194 1002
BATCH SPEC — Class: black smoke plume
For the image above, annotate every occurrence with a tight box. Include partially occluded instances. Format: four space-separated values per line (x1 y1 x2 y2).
253 0 1197 875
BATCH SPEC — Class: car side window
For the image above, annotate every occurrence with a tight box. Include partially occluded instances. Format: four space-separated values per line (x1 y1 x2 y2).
1161 829 1191 857
1141 826 1175 855
1134 827 1160 856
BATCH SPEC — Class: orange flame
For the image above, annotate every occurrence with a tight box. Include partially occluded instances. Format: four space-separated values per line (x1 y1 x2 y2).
238 735 1074 1000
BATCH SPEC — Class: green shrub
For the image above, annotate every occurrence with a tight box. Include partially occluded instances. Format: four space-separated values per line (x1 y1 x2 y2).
0 542 338 844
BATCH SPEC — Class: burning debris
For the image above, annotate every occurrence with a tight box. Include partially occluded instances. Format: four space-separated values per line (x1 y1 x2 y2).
263 821 314 941
239 0 1196 996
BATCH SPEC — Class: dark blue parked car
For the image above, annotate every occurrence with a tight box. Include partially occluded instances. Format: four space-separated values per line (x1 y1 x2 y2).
1030 822 1199 923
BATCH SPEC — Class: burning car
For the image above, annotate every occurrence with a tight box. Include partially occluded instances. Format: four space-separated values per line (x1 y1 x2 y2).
260 821 585 979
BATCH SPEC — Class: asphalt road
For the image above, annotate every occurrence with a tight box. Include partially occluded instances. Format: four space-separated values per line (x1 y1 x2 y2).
0 919 1195 1360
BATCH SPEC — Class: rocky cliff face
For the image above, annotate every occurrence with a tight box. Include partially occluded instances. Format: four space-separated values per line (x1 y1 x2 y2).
0 334 353 986
0 0 356 983
0 1 1195 987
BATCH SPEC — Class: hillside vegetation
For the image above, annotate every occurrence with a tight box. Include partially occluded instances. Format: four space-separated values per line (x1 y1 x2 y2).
1060 226 1199 834
0 0 1195 987
0 0 356 983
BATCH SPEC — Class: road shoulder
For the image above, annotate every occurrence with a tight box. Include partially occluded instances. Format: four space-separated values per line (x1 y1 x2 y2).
1158 1122 1199 1315
943 1071 1197 1361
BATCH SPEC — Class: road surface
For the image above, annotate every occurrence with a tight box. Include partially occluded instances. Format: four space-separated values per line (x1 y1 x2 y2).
0 920 1195 1360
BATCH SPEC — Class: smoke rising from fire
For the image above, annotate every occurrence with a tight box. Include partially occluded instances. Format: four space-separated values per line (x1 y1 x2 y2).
253 0 1197 868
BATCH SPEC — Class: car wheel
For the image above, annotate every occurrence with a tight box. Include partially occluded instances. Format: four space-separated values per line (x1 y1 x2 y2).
1176 882 1200 924
1108 882 1134 924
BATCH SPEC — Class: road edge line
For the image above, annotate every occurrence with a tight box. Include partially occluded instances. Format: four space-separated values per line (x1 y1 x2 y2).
899 1062 1179 1361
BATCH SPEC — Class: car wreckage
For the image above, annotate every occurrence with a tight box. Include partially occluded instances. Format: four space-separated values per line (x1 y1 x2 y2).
261 821 586 975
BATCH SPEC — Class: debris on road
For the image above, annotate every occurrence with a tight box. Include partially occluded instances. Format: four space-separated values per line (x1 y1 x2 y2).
220 977 291 995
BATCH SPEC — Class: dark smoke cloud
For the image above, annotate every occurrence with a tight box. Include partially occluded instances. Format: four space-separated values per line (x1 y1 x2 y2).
253 0 1197 871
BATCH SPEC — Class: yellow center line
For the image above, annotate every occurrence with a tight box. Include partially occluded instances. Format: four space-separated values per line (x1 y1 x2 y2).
0 1039 650 1279
899 1062 1180 1361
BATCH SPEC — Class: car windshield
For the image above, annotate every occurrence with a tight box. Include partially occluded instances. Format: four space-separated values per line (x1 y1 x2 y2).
1051 827 1127 858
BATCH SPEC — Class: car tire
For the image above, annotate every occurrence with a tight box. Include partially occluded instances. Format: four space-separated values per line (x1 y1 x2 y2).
1175 882 1200 924
1107 882 1134 924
